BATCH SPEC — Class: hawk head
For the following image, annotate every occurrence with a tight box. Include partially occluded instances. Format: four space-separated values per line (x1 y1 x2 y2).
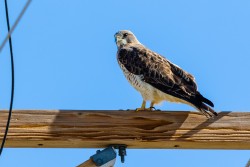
114 30 140 48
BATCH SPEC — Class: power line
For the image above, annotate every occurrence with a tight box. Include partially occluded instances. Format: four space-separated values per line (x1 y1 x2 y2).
0 0 15 157
0 0 31 156
0 0 31 52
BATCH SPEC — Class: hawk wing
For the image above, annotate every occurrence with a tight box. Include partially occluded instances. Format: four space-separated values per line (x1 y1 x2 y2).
117 44 213 107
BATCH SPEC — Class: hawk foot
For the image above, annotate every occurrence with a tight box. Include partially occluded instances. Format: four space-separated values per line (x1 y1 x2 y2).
135 107 155 111
149 107 161 111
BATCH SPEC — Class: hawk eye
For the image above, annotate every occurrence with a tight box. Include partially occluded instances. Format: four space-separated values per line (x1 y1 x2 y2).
123 33 128 37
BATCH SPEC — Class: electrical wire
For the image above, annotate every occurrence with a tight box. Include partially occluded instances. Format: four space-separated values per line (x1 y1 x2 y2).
0 0 31 156
0 0 15 156
0 0 31 52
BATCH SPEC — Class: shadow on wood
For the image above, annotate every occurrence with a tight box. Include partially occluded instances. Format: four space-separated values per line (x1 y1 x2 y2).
177 111 232 139
49 110 189 148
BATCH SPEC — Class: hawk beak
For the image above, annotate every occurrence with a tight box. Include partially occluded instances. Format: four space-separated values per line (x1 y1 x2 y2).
114 32 119 37
114 32 122 43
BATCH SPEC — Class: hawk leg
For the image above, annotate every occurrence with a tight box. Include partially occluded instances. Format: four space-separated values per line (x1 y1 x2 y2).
136 101 156 111
149 102 156 111
136 100 146 111
149 102 160 111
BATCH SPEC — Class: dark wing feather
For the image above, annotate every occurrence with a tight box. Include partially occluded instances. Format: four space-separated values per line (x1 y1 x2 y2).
117 44 215 113
118 44 197 104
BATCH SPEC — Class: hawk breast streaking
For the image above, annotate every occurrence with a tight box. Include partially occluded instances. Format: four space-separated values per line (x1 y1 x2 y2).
115 30 217 118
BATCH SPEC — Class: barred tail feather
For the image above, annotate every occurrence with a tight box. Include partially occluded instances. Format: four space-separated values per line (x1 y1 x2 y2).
196 92 214 107
198 103 218 119
201 97 214 107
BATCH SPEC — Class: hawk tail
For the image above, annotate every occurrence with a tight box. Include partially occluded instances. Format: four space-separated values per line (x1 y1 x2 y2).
198 103 218 119
192 92 217 118
197 92 214 107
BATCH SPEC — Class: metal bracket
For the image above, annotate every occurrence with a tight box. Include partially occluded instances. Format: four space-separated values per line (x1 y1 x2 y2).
91 146 117 166
110 144 127 163
77 145 127 167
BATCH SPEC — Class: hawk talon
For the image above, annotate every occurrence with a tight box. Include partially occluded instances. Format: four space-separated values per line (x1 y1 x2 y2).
135 107 155 111
149 106 156 111
135 108 145 112
149 107 161 111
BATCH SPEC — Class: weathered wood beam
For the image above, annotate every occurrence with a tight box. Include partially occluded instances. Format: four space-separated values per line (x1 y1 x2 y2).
0 110 249 149
77 159 98 167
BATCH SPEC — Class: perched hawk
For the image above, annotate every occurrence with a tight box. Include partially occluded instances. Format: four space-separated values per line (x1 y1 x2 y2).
115 30 217 118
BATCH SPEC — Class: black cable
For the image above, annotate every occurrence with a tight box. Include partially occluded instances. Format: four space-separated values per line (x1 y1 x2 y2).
0 0 15 156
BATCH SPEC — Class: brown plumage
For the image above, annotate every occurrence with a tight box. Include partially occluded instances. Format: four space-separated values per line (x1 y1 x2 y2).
115 30 217 118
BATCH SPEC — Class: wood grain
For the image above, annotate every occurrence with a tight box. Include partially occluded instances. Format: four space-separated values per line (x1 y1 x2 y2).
76 159 97 167
0 110 249 149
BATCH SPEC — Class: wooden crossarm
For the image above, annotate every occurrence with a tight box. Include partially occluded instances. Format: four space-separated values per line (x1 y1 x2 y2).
0 110 249 149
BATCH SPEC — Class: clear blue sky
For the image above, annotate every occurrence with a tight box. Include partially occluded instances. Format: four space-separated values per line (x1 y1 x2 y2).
0 0 250 166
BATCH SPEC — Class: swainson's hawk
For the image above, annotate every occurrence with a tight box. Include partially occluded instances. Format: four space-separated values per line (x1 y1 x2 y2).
115 30 217 118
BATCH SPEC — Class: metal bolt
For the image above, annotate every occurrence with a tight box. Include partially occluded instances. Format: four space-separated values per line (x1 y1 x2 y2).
118 145 126 163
